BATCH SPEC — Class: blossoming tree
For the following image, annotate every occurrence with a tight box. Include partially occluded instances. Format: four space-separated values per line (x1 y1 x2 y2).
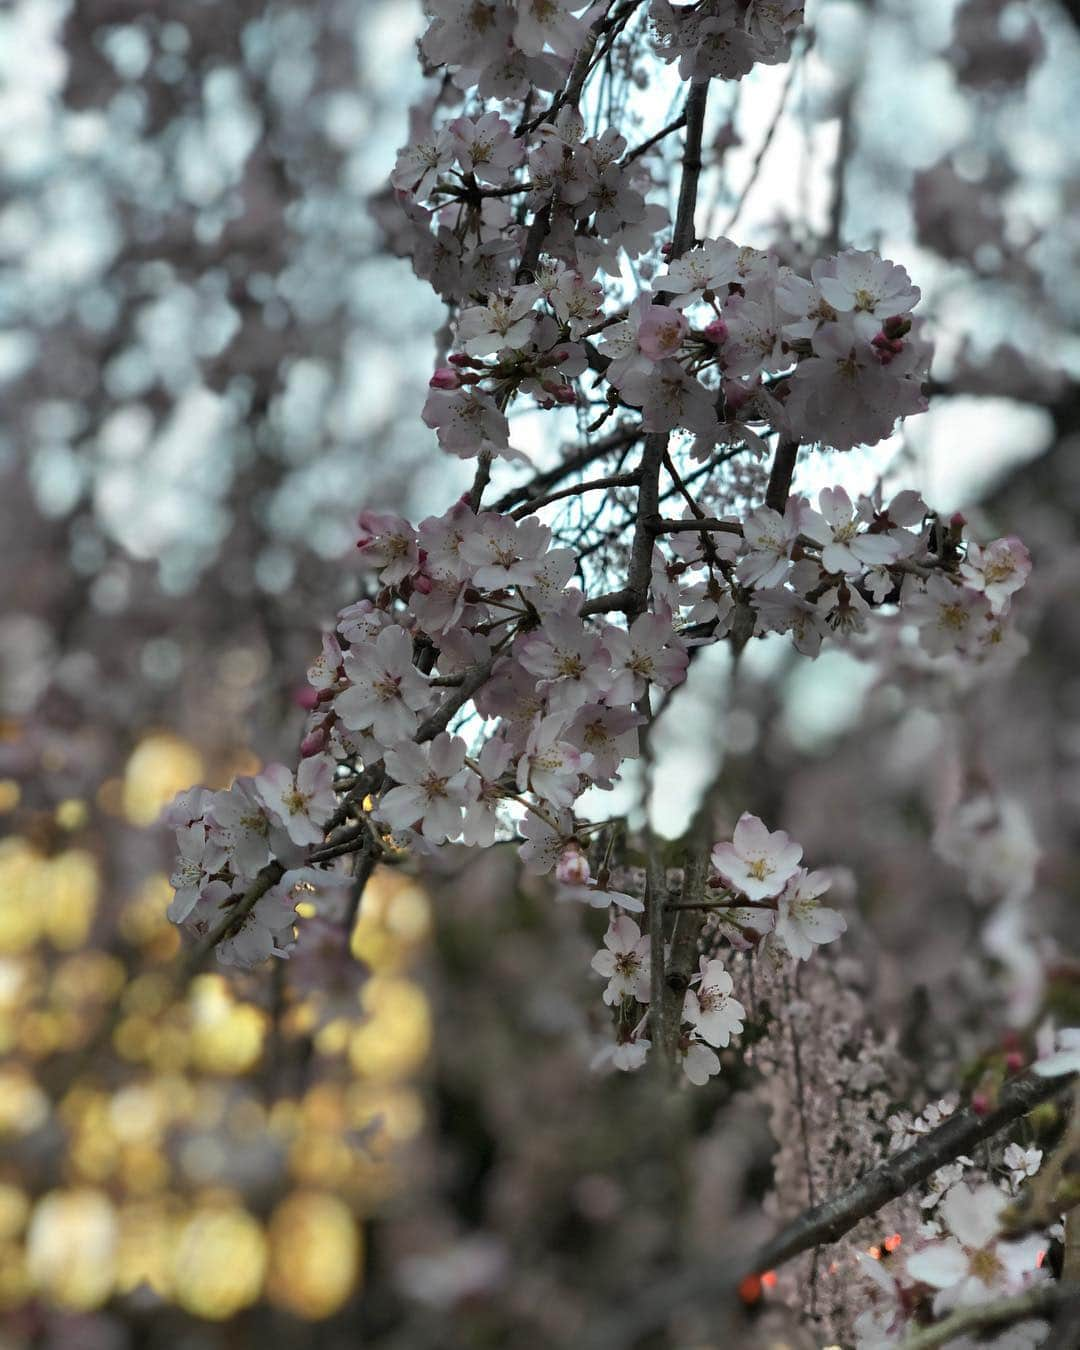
158 1 1078 1344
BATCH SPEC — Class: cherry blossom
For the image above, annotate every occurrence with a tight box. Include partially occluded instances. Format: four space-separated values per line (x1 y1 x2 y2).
590 916 651 1006
711 813 803 902
168 822 223 923
736 504 800 589
255 755 336 848
379 733 471 842
459 513 552 589
335 624 431 745
773 869 847 962
802 487 902 575
601 612 688 705
905 1182 1047 1314
677 1035 722 1086
814 249 921 339
960 536 1033 613
636 305 689 362
516 713 593 808
682 958 745 1047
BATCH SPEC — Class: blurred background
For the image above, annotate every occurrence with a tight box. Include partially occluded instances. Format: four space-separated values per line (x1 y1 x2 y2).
1 0 1079 1346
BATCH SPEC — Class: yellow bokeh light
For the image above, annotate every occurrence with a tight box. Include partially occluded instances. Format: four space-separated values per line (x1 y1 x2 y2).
171 1202 267 1320
0 839 44 953
40 849 99 951
350 871 431 973
0 1240 31 1311
55 798 89 831
188 975 267 1076
267 1191 361 1319
26 1188 118 1311
116 1199 179 1299
119 873 181 959
0 1185 29 1240
348 976 431 1082
51 950 126 1007
122 734 205 828
0 1069 49 1136
0 780 20 813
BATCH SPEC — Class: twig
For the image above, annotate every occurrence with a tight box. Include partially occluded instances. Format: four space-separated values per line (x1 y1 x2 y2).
185 862 285 973
742 1070 1076 1282
764 437 800 512
509 470 641 519
899 1283 1080 1350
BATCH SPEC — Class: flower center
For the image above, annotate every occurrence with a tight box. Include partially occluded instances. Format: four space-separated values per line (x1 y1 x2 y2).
968 1247 1003 1284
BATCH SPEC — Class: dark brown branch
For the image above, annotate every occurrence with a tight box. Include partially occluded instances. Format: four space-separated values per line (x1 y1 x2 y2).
764 437 800 512
623 112 688 165
509 470 641 519
491 423 642 513
586 1071 1076 1349
186 861 285 972
742 1069 1076 1281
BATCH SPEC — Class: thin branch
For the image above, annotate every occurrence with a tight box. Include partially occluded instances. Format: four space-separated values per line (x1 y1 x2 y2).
185 861 285 973
510 470 641 519
742 1070 1076 1281
764 437 800 512
623 111 687 164
899 1283 1080 1350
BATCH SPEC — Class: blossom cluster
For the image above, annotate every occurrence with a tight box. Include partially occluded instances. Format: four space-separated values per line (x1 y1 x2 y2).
415 1 802 104
855 1177 1050 1347
419 243 935 462
163 482 1030 988
592 812 846 1081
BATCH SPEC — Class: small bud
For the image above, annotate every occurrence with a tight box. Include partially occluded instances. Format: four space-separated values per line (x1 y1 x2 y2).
447 352 472 366
971 1090 991 1116
300 726 328 758
1005 1050 1025 1073
412 573 433 595
429 366 461 389
294 686 319 711
703 317 729 345
556 847 590 886
881 313 912 340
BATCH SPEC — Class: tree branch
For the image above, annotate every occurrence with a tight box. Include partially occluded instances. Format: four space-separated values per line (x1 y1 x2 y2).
900 1283 1080 1350
742 1070 1076 1281
764 437 800 512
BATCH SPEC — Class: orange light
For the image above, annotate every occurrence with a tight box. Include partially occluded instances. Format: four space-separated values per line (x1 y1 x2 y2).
1036 1250 1046 1268
761 1270 778 1289
738 1274 762 1305
883 1234 902 1253
867 1246 881 1260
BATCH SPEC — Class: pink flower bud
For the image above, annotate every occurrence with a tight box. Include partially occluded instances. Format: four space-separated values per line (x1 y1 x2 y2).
556 847 590 886
881 313 912 340
1005 1050 1025 1073
294 686 319 711
971 1090 990 1116
412 573 433 595
448 352 471 366
703 318 729 345
429 367 461 390
300 726 328 757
